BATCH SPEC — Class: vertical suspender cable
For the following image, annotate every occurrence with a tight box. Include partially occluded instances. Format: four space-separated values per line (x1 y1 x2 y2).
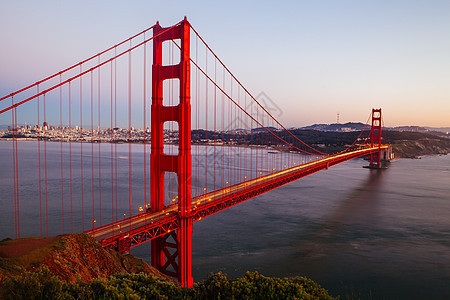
196 36 199 197
14 106 20 238
91 71 95 229
205 50 208 193
143 35 147 212
244 92 247 180
98 56 102 225
249 92 252 180
171 42 174 204
228 74 231 184
37 85 43 237
128 41 132 221
44 93 48 237
222 67 225 188
80 66 85 231
114 48 118 222
213 57 216 191
11 98 17 239
69 81 73 233
237 85 240 182
169 41 173 204
59 75 64 233
110 61 114 222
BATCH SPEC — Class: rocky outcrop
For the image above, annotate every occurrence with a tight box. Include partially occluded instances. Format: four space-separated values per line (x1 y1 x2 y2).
391 139 450 158
0 234 173 285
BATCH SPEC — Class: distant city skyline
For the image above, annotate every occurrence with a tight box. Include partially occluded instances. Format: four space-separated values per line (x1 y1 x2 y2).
0 0 449 127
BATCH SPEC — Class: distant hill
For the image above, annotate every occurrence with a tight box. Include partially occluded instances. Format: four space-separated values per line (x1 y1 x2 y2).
251 126 277 132
388 126 449 138
425 127 450 133
296 123 449 139
393 126 431 132
300 122 367 132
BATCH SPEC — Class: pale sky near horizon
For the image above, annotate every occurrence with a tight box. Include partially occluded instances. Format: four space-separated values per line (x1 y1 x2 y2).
0 0 449 127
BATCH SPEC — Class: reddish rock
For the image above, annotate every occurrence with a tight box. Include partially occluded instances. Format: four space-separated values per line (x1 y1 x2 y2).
0 234 175 285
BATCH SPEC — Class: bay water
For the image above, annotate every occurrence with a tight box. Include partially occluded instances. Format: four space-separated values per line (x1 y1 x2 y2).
0 141 449 299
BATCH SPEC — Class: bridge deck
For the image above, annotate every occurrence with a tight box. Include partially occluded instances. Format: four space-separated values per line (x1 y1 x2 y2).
87 146 388 250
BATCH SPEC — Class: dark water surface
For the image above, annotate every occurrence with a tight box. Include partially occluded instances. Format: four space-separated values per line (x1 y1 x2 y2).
1 141 449 299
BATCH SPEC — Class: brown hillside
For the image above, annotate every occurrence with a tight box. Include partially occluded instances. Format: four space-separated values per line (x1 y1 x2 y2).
0 233 174 285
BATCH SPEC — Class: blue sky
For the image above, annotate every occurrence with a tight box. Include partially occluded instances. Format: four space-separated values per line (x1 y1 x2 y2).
0 0 449 127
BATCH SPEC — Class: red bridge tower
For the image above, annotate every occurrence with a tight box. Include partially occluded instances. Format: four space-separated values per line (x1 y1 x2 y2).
150 18 193 287
369 108 382 168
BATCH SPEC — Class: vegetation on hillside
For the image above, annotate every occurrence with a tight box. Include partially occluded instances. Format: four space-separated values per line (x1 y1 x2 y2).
1 268 336 299
0 234 336 299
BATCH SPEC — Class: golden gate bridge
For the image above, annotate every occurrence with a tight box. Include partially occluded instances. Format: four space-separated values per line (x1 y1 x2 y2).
0 18 390 287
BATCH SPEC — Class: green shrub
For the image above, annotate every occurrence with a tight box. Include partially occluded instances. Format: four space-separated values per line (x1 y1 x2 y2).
1 269 337 299
1 267 71 300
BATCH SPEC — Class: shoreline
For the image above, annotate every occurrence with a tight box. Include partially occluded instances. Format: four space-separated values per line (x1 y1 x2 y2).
1 138 448 159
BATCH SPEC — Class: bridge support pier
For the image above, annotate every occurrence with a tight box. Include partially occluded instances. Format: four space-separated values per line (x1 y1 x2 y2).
150 18 193 287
